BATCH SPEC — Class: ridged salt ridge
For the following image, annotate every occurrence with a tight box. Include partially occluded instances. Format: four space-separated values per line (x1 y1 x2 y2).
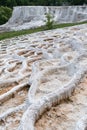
28 52 87 104
19 67 87 130
0 103 26 121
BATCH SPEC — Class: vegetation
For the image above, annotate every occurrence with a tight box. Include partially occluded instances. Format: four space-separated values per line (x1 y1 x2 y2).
0 20 87 41
0 0 87 7
0 6 12 25
45 13 54 30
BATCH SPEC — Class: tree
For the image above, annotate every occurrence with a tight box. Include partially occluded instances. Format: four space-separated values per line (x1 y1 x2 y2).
6 0 17 7
45 13 54 30
0 6 12 25
70 0 87 5
0 0 87 7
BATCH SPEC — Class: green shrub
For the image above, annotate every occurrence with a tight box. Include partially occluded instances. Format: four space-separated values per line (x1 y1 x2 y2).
45 13 54 30
0 6 12 25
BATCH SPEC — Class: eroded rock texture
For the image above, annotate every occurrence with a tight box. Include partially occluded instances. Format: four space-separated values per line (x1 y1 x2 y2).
0 24 87 130
0 6 87 31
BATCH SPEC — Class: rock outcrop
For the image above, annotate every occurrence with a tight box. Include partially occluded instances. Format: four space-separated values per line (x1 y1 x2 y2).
0 6 87 31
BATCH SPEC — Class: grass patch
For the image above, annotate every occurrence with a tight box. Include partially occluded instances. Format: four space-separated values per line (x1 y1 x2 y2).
0 27 44 41
53 21 87 29
0 21 87 41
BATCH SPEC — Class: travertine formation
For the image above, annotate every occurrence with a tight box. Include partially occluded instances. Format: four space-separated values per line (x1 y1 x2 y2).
0 24 87 130
0 6 87 31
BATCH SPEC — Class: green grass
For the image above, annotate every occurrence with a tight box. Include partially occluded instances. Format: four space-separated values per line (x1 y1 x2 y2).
53 21 87 29
0 27 44 41
0 21 87 41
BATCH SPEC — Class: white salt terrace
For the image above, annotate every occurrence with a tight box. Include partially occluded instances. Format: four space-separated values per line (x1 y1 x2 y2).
1 6 87 32
35 74 87 130
29 64 76 102
0 24 87 130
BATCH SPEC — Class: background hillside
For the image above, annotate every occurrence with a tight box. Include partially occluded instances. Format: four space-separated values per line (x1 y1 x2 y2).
0 0 87 7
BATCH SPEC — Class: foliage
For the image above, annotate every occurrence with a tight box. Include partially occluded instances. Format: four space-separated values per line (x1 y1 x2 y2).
45 13 54 30
0 0 87 7
70 0 87 5
0 6 12 25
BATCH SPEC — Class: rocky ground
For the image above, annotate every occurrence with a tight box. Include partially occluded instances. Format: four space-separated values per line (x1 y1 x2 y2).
0 24 87 130
35 75 87 130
